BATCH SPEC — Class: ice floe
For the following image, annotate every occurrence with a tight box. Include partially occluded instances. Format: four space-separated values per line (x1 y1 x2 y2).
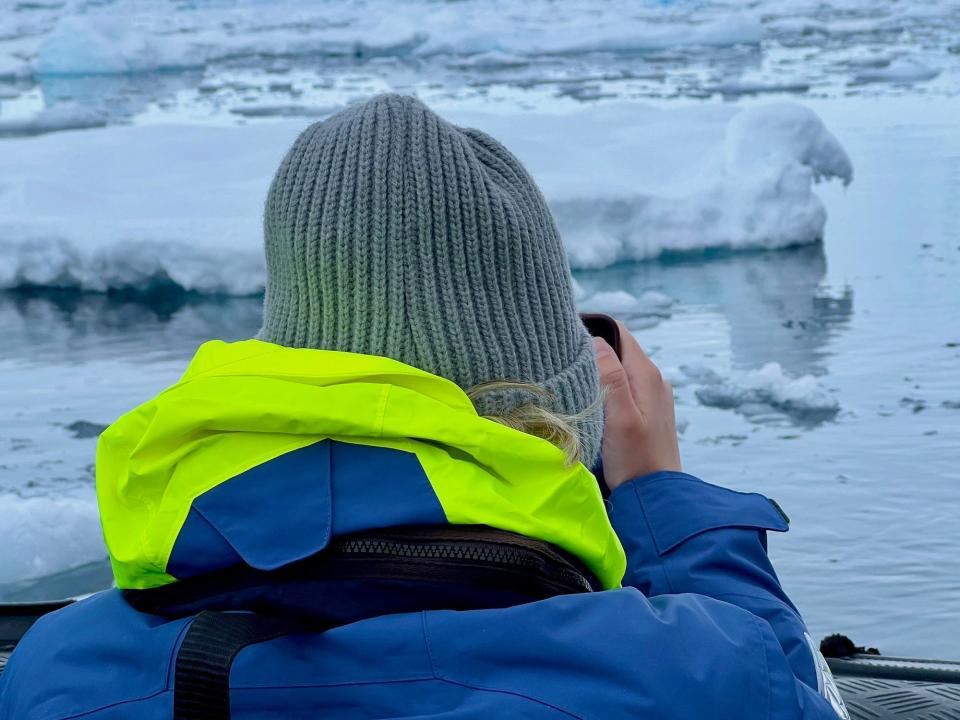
0 100 851 294
684 362 840 424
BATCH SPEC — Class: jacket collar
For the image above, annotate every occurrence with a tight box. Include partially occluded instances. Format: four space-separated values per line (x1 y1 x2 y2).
97 340 625 590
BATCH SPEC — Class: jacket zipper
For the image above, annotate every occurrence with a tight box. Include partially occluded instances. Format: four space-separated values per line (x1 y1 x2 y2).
330 535 595 593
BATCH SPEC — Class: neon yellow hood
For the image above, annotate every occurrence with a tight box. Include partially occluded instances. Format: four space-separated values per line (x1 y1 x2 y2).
96 339 626 590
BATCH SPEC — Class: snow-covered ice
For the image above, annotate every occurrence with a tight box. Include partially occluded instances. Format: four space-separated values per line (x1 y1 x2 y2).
689 362 840 424
0 101 851 294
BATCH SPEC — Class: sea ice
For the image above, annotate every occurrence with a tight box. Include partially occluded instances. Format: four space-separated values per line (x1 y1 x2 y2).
0 101 851 294
692 362 840 423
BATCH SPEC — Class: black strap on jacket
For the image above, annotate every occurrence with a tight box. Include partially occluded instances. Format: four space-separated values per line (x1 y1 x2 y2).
142 525 599 720
174 612 316 720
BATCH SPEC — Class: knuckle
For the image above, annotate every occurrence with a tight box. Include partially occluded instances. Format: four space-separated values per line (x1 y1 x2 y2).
624 416 647 437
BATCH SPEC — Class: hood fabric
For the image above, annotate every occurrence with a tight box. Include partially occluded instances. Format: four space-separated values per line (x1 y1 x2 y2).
96 340 625 590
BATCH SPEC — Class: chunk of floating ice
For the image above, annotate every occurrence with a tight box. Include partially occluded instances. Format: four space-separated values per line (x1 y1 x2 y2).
693 362 839 423
851 59 940 85
0 101 851 295
491 101 853 268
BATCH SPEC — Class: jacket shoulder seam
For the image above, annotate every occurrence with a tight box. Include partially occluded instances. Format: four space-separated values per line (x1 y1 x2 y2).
37 688 169 720
749 614 773 720
632 482 677 594
420 612 440 679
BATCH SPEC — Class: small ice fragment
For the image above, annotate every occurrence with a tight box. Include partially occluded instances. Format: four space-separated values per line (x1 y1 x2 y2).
852 59 940 85
695 363 839 424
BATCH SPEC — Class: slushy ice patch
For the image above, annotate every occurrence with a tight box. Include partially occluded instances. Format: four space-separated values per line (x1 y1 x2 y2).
0 102 851 295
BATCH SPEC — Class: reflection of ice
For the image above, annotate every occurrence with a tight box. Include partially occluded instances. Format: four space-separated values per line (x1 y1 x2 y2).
575 243 854 378
0 102 107 137
0 291 266 593
578 289 673 328
0 291 263 364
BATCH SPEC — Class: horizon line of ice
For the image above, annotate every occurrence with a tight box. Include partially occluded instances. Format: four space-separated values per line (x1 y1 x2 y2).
0 101 852 296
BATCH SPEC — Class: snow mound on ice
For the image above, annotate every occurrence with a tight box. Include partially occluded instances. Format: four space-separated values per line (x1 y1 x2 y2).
482 102 852 267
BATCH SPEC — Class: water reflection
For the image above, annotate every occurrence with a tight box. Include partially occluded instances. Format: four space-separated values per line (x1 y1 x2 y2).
2 244 854 379
38 70 207 124
0 290 263 364
574 243 854 378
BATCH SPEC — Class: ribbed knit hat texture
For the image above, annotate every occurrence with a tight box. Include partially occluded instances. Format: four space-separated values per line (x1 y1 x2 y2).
259 94 602 465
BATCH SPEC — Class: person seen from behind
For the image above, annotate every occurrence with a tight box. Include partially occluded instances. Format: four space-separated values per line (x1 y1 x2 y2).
0 94 849 719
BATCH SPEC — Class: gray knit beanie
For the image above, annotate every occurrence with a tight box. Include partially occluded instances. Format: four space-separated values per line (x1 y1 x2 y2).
258 94 602 465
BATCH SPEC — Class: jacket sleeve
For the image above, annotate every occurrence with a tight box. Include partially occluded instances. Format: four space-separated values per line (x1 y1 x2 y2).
607 470 849 720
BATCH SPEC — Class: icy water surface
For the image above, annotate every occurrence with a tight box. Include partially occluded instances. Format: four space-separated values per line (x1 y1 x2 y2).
2 95 958 658
0 0 958 660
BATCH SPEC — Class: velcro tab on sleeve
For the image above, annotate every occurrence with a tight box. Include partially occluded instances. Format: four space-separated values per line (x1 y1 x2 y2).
632 471 789 556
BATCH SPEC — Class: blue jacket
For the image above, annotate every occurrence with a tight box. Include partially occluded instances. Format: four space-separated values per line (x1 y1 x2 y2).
0 342 848 719
1 461 846 719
